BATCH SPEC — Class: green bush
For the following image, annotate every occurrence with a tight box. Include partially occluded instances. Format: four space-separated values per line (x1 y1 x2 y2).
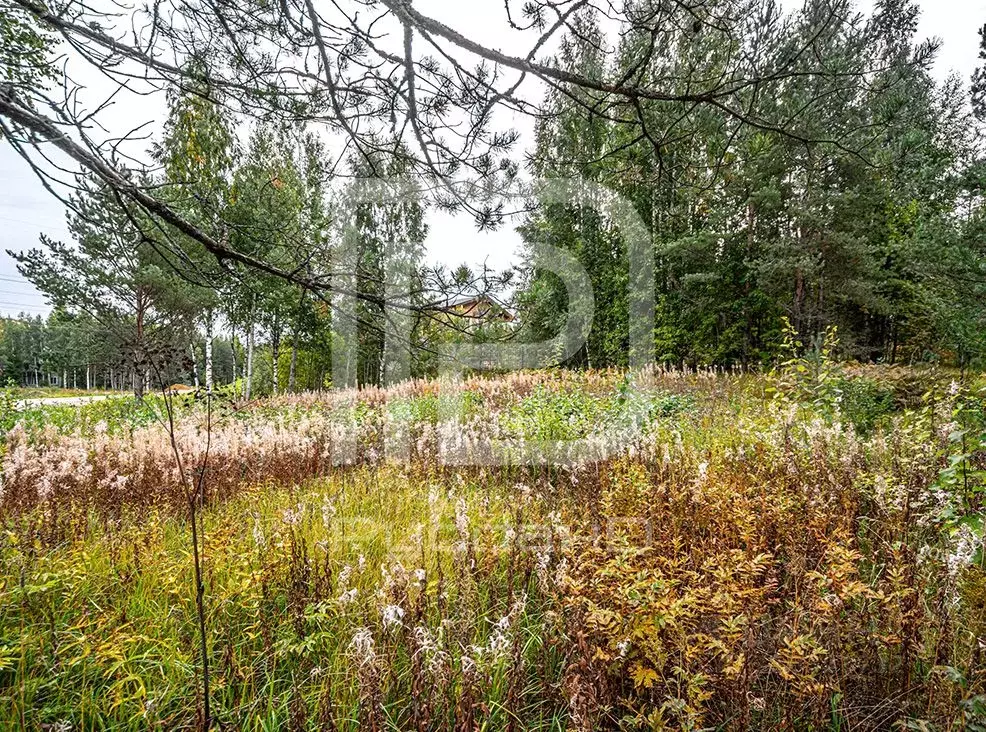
504 385 603 440
837 376 896 435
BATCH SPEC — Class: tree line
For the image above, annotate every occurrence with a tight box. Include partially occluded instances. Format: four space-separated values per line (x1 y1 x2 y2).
518 0 986 369
0 308 333 394
1 0 985 388
2 77 436 395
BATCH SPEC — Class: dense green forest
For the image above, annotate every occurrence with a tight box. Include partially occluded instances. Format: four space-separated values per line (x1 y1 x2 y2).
519 2 986 368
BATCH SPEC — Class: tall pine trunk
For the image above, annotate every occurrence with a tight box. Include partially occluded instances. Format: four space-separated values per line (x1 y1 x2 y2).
190 344 200 388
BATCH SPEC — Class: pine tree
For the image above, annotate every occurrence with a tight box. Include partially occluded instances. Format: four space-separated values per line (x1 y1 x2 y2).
8 178 197 396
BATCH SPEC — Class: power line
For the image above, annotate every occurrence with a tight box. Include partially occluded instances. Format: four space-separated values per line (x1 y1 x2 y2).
0 214 69 234
0 289 47 299
0 302 50 312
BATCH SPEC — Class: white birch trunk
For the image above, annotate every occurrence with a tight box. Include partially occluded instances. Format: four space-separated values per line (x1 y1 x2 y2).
289 335 298 392
204 310 214 393
229 326 238 396
245 321 254 401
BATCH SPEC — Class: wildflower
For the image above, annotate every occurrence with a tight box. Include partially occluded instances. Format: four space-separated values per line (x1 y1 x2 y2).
381 562 408 594
281 507 302 526
427 648 452 682
321 498 336 529
338 564 352 588
488 627 510 659
349 627 376 667
535 547 552 590
413 625 435 652
454 497 469 539
381 603 405 629
947 524 979 577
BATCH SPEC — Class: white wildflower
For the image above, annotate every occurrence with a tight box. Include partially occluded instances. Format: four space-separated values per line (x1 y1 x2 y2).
349 627 376 667
454 498 469 539
251 516 265 547
381 603 405 629
281 507 302 526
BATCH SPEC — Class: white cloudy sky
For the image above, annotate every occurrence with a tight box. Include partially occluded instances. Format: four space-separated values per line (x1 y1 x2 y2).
0 0 982 318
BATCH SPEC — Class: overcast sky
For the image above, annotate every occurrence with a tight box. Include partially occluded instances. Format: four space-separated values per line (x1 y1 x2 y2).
0 0 982 318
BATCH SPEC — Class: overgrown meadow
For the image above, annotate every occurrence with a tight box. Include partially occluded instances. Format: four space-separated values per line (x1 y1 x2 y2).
1 358 985 730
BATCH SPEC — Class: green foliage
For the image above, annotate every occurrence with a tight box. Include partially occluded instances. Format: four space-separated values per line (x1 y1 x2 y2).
935 383 986 546
517 0 985 368
766 319 844 418
11 395 170 437
0 5 53 88
0 378 20 442
387 389 484 425
503 381 692 441
503 385 607 440
836 376 896 435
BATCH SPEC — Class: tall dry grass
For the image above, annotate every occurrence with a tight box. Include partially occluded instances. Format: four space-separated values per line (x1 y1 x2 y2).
1 366 984 729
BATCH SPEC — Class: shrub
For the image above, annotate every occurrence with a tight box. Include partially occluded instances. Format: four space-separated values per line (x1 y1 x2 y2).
837 375 896 434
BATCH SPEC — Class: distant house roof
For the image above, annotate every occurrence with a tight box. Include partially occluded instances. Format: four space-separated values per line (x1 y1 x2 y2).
427 294 515 322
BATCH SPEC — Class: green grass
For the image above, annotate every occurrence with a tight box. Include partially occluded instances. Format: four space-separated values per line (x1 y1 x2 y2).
0 468 565 730
6 387 120 400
